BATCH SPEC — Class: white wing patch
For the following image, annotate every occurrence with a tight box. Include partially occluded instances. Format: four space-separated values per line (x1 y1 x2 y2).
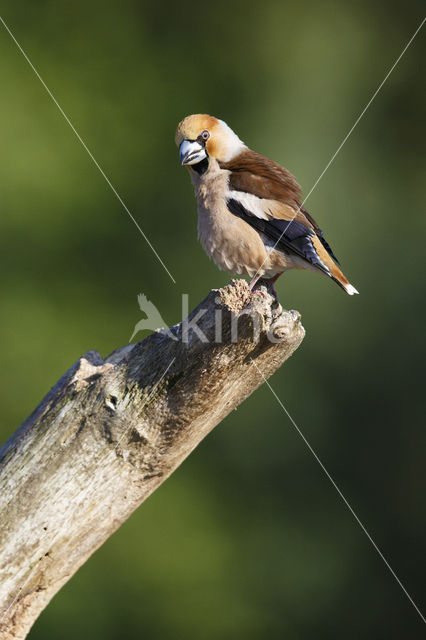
228 190 270 220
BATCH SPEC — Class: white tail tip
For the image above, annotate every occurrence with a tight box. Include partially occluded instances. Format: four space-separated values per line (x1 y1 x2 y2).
344 284 359 295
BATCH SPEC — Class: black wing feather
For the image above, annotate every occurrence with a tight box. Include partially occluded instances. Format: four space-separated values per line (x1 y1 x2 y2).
227 198 330 274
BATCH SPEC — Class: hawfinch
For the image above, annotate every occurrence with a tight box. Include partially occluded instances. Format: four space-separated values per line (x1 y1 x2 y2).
175 114 358 296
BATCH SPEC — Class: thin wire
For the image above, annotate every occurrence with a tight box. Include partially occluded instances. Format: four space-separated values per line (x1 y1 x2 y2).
0 16 176 285
251 359 426 624
251 16 426 283
301 16 425 207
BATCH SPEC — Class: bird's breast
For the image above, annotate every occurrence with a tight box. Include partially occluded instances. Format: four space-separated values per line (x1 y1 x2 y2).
194 168 284 278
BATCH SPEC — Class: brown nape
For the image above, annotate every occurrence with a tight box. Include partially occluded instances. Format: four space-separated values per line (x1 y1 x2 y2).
219 149 302 209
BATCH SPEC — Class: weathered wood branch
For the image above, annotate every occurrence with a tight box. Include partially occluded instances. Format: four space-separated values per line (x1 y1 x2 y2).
0 279 305 640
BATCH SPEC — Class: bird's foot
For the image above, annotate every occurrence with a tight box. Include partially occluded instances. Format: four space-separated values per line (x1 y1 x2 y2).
249 274 267 298
253 278 279 301
251 288 268 299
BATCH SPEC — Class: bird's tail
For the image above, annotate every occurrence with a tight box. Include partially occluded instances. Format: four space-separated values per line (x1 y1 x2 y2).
310 235 359 295
336 279 359 295
329 265 359 295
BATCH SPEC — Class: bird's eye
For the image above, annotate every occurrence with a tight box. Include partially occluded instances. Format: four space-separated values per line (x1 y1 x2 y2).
200 130 210 141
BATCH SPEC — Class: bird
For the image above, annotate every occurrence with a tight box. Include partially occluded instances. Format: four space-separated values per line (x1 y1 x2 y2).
175 114 358 296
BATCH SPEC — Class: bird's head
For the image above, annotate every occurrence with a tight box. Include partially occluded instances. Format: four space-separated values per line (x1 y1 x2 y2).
175 114 245 170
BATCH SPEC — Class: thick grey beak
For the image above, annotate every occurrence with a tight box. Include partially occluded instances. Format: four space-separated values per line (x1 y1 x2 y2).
179 139 207 166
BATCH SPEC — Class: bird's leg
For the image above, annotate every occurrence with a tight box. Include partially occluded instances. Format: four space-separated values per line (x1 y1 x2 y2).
249 273 270 299
265 273 282 299
248 273 262 290
249 272 281 300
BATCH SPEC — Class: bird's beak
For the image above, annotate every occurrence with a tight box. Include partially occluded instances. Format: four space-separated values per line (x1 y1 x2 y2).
179 139 207 166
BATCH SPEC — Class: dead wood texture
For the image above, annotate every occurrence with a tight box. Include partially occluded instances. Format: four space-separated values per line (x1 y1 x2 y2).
0 279 305 639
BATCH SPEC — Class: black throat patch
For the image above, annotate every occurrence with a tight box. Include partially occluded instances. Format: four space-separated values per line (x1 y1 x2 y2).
191 157 209 175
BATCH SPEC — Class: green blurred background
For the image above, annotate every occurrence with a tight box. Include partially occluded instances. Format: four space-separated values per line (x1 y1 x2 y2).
0 1 425 638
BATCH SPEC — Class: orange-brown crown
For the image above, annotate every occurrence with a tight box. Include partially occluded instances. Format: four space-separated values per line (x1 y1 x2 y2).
175 114 219 146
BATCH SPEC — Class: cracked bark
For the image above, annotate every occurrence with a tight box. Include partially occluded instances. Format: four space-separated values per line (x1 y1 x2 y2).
0 279 305 639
